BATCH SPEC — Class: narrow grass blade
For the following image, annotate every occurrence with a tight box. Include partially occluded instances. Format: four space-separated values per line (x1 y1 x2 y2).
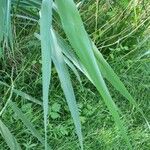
64 56 82 85
9 101 51 148
36 32 83 85
56 34 92 83
56 32 150 129
0 119 21 150
35 31 83 148
0 81 42 105
0 0 5 41
0 0 6 57
51 30 83 150
0 84 13 116
55 0 132 149
92 43 150 128
40 0 53 149
6 0 13 49
13 89 42 106
0 0 13 52
27 0 41 8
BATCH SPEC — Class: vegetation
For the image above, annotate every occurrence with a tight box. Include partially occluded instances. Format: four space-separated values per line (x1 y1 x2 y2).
0 0 150 149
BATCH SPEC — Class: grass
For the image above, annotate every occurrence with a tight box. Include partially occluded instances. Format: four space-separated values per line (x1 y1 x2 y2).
0 0 150 149
40 1 53 149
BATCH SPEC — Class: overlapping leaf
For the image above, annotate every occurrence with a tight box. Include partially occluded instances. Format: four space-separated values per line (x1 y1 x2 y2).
55 0 132 149
51 30 83 149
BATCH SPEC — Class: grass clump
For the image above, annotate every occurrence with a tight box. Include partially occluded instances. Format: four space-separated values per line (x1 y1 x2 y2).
0 0 150 149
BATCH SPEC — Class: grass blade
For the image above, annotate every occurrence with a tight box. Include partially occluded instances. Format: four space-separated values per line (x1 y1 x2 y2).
0 119 21 150
51 30 83 150
0 0 13 57
64 56 82 85
55 0 132 149
6 0 13 48
56 34 92 83
9 101 51 148
92 43 150 128
13 89 42 106
0 0 6 57
40 0 53 149
0 81 42 105
55 32 150 129
35 30 83 149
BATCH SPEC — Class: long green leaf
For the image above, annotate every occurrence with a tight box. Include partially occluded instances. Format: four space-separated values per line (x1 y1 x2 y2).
92 43 150 128
56 34 92 83
0 0 6 57
0 81 42 105
9 101 51 148
35 31 83 149
58 36 150 128
64 56 82 85
0 0 13 57
0 119 21 150
51 30 83 150
55 0 132 149
6 0 13 47
0 0 5 41
40 0 53 149
55 32 150 129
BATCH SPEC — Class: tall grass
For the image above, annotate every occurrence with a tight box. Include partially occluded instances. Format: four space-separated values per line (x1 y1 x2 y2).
40 0 53 149
0 0 150 149
0 0 13 58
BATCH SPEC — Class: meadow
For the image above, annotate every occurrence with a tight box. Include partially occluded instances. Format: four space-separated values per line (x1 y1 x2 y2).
0 0 150 149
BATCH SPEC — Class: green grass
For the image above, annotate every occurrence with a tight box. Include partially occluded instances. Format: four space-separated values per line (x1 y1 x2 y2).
0 0 150 149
